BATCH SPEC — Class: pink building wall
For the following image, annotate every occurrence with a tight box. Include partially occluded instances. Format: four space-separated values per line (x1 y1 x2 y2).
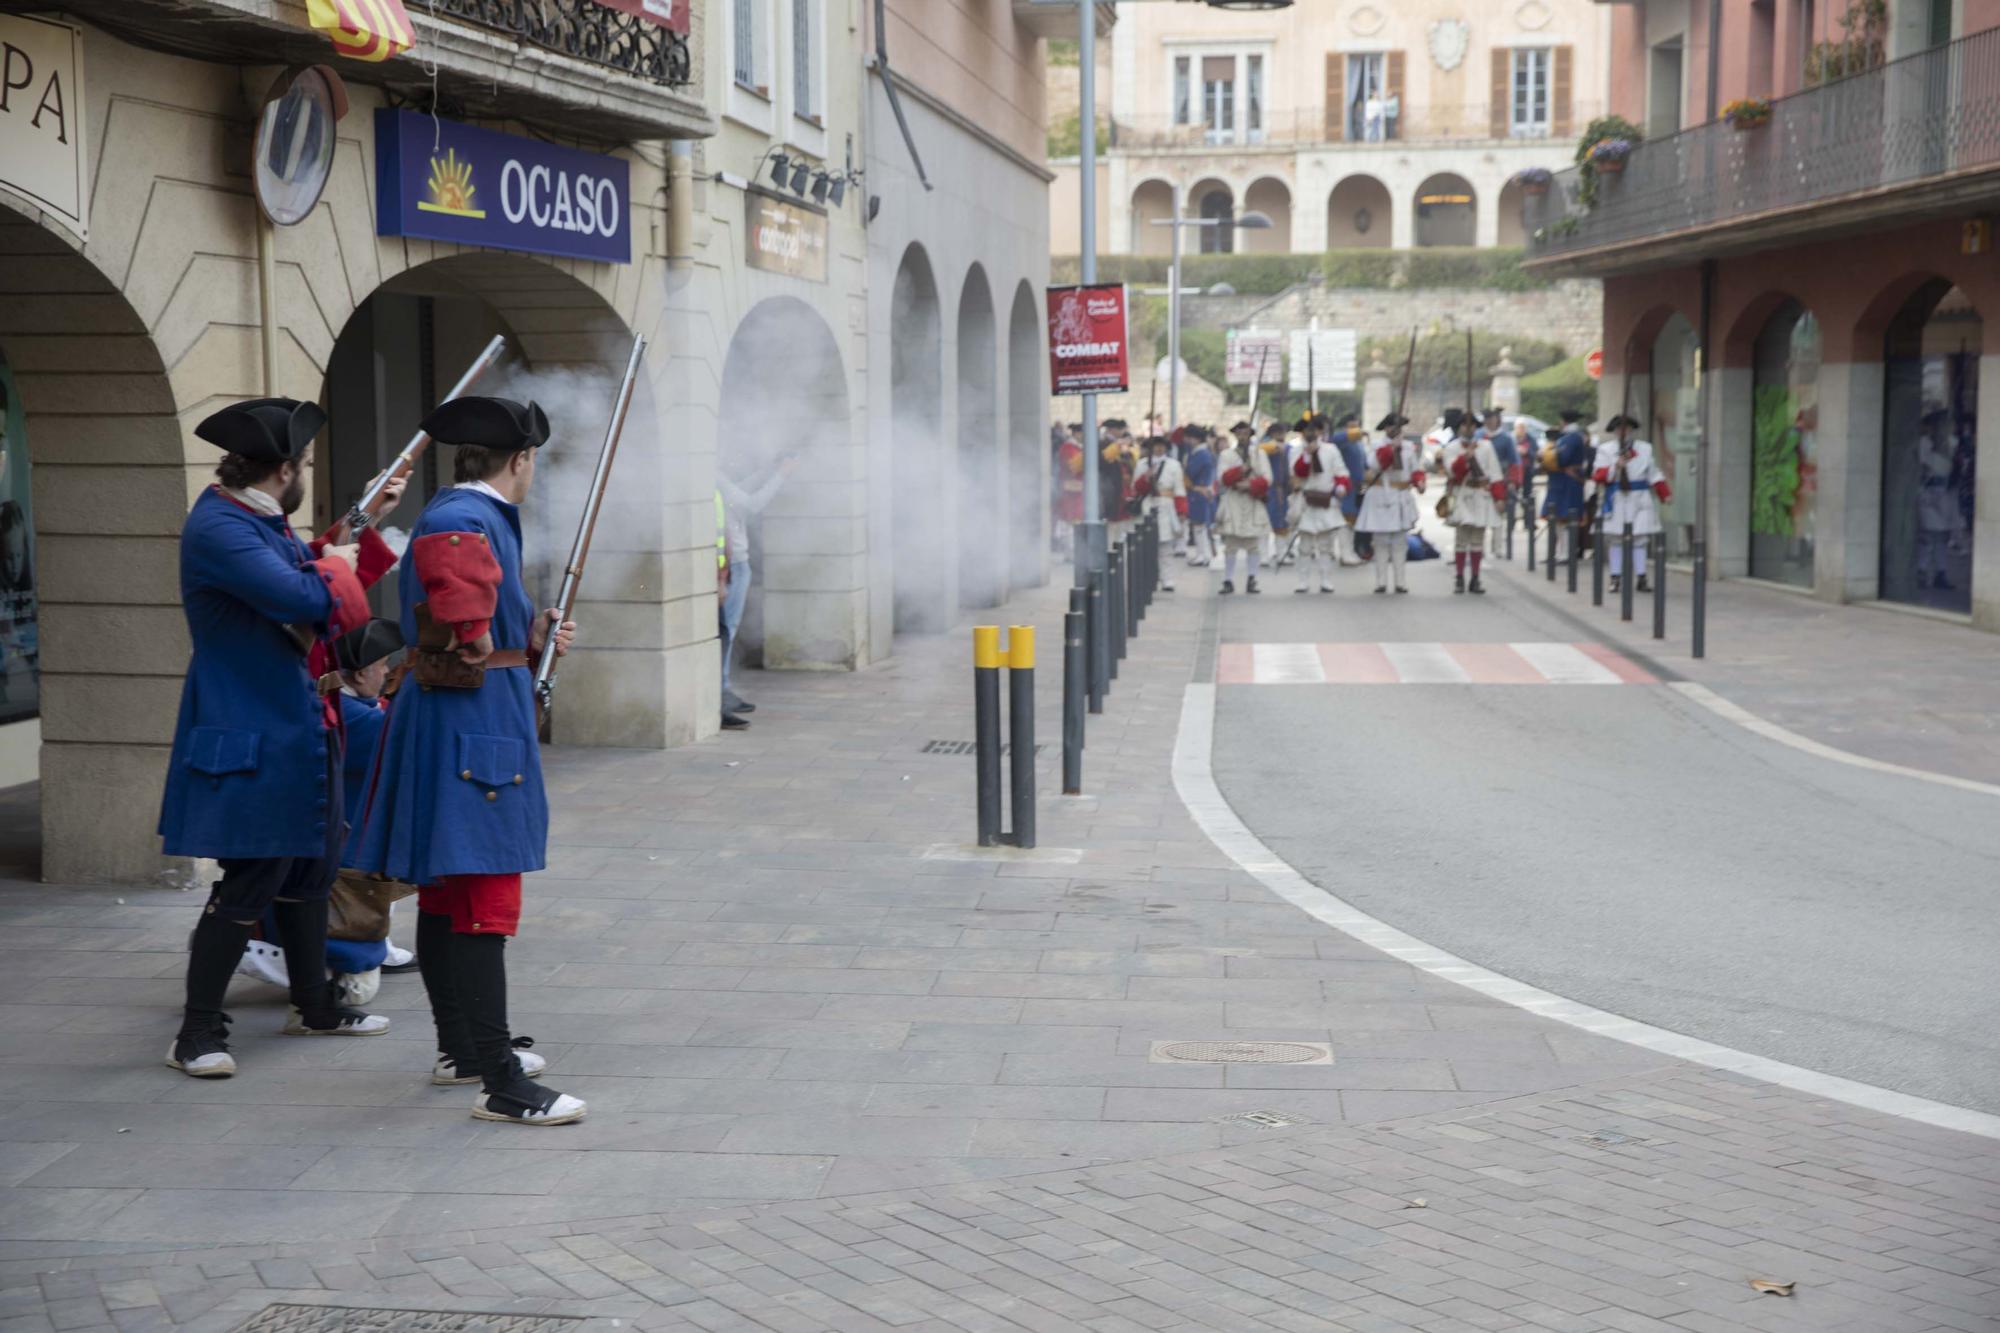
875 0 1047 166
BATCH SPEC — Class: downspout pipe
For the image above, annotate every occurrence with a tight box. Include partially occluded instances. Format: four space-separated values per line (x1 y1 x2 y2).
873 0 933 191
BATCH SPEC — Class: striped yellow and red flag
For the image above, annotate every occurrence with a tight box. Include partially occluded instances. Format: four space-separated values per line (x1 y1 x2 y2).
306 0 415 62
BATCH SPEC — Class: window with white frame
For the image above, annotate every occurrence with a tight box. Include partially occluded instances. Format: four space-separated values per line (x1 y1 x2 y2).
792 0 819 122
1174 56 1192 125
1511 47 1551 137
734 0 768 94
1201 56 1235 141
1246 54 1264 141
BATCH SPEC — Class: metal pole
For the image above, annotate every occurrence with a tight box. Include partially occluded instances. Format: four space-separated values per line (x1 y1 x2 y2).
1075 0 1105 590
1135 515 1150 623
1620 521 1636 621
1169 190 1182 436
973 627 1003 847
1652 532 1667 640
1087 572 1106 712
1007 626 1036 850
1592 512 1606 606
1694 259 1714 660
1063 597 1085 793
1108 544 1126 674
1126 536 1141 638
1568 520 1580 593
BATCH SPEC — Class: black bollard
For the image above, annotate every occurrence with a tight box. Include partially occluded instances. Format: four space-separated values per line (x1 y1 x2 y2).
1590 516 1604 607
1619 521 1635 621
1546 515 1557 582
1566 522 1578 593
1062 604 1085 793
1126 538 1141 639
1086 573 1106 713
1007 626 1036 850
1652 533 1667 640
1134 518 1150 623
1107 545 1125 678
973 627 1003 847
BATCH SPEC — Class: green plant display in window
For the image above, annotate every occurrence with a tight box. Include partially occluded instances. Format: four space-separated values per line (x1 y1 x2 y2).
1751 384 1802 537
1806 0 1886 85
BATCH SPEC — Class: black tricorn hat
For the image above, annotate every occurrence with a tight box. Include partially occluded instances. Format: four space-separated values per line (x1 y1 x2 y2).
195 397 326 463
420 396 551 452
1376 413 1409 430
1441 408 1467 431
1229 420 1253 433
1293 416 1317 433
1606 413 1641 430
1559 407 1586 423
333 617 405 673
1337 413 1360 428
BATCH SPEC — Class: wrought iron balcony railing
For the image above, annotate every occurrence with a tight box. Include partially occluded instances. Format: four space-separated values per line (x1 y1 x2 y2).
1524 25 2000 264
436 0 692 87
1104 103 1603 152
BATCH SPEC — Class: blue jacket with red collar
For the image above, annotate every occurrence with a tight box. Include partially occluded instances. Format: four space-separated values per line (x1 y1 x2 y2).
158 487 369 859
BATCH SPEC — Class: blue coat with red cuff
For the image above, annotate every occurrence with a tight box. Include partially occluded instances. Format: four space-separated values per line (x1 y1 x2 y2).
349 486 548 885
158 487 372 859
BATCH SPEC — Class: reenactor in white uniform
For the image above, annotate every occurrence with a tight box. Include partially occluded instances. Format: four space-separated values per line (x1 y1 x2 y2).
1136 434 1185 592
1442 408 1507 595
1214 425 1274 594
1288 420 1351 594
1592 413 1671 593
1355 413 1425 595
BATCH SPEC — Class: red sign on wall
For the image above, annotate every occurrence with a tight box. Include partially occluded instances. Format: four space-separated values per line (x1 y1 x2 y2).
1047 284 1130 395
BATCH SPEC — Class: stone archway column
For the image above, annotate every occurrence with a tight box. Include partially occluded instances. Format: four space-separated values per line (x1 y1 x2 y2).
1710 365 1754 578
1389 185 1416 250
1812 359 1884 604
1975 353 2000 632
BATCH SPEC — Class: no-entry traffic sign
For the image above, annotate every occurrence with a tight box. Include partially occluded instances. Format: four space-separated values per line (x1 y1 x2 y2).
1585 348 1604 380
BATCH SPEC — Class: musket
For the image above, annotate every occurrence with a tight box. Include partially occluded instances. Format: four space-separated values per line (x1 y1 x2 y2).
330 334 508 544
534 333 647 719
1364 329 1420 494
1147 374 1158 440
1246 343 1270 426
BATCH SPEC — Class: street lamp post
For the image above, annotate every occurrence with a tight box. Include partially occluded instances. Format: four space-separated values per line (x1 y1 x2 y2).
1148 209 1270 436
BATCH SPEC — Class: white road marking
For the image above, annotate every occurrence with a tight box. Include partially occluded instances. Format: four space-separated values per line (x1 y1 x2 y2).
1509 641 1621 685
1174 682 2000 1142
1378 642 1470 684
1672 682 2000 800
1250 643 1327 684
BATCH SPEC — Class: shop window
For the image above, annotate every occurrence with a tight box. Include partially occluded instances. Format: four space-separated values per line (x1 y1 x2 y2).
1748 301 1821 588
1881 281 1978 612
0 352 39 726
1648 314 1701 563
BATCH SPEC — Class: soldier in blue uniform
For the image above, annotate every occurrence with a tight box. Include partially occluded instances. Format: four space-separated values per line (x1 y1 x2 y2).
350 396 583 1126
1182 427 1218 567
1330 414 1370 564
1541 407 1592 562
160 398 392 1078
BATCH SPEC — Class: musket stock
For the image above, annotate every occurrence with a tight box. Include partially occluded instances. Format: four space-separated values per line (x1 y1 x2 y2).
534 333 647 718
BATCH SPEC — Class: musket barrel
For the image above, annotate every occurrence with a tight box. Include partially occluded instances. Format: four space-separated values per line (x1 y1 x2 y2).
340 333 509 537
534 333 647 707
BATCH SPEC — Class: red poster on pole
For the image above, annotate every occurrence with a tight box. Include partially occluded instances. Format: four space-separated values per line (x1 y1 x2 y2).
1047 284 1130 395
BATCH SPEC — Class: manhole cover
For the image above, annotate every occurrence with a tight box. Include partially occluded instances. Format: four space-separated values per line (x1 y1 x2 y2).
234 1307 584 1333
1151 1040 1333 1065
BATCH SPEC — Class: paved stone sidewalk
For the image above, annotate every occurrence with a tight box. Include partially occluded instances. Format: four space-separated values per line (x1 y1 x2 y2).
0 563 1993 1330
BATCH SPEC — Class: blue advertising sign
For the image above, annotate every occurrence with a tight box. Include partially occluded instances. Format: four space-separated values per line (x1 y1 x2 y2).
375 109 630 264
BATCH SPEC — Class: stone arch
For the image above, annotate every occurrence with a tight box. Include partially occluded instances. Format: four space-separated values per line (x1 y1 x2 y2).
1722 289 1809 366
957 266 1002 611
1414 172 1476 248
1243 177 1292 253
1327 174 1391 248
891 244 947 633
318 252 660 741
715 296 854 669
1879 278 1980 611
1190 178 1234 253
0 203 184 884
1007 281 1045 593
1131 179 1176 256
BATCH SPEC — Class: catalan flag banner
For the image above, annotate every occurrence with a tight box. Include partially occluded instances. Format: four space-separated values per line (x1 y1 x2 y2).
306 0 415 62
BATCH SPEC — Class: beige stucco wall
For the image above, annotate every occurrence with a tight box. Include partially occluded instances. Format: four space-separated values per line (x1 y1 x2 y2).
876 0 1048 167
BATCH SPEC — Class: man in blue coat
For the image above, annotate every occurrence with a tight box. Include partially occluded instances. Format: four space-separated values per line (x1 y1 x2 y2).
349 396 583 1127
1182 427 1217 567
1542 407 1593 562
161 398 391 1079
1330 414 1371 565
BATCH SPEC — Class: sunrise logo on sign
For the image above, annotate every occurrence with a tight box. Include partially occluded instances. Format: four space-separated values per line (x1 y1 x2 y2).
419 149 485 219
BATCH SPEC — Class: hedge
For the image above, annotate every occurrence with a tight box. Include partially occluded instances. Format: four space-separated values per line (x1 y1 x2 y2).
1518 355 1595 422
1049 249 1553 295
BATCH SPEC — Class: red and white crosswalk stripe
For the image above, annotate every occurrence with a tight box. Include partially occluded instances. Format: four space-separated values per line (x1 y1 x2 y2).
1216 642 1657 686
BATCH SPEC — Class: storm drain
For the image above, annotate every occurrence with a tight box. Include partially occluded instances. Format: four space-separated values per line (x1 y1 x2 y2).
922 740 1046 756
1150 1040 1333 1065
1223 1109 1308 1130
233 1307 584 1333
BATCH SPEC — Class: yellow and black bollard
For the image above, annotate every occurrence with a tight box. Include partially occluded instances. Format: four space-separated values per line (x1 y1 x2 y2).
1008 626 1036 849
973 626 1004 847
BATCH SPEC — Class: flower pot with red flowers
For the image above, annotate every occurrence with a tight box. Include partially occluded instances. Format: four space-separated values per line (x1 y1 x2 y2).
1722 97 1773 130
1515 166 1554 197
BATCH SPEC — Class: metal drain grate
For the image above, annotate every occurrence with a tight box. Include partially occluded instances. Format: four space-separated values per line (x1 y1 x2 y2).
233 1308 584 1333
1223 1109 1307 1129
922 740 1047 756
1151 1040 1333 1065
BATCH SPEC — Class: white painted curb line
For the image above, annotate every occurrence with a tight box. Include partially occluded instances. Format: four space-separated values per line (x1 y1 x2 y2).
1174 682 2000 1142
1671 681 2000 799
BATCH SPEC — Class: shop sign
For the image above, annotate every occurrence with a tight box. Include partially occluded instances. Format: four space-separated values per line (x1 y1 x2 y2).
375 109 629 264
592 0 690 33
1048 284 1130 395
744 189 828 282
0 14 87 240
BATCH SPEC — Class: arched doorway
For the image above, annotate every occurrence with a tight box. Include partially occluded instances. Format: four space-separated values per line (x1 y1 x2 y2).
716 298 855 667
1192 179 1234 253
1496 178 1528 247
319 253 659 741
1131 180 1175 256
1243 178 1292 252
1007 282 1045 593
892 245 947 633
1327 175 1390 248
957 267 1002 610
1414 173 1476 247
0 202 183 884
1748 300 1821 588
1882 281 1979 612
1647 312 1702 562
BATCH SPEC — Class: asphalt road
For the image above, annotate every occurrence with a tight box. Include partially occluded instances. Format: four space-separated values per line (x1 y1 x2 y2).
1207 551 2000 1115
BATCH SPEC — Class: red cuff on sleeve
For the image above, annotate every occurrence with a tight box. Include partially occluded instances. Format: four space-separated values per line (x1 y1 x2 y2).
1489 481 1508 501
1593 467 1611 483
1293 457 1311 479
354 527 397 588
309 557 370 637
413 531 502 644
1248 476 1270 500
1221 466 1245 488
1653 480 1673 501
1411 471 1426 486
1334 477 1351 495
1375 445 1394 467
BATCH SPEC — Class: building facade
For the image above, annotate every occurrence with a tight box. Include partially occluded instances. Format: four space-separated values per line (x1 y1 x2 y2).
1525 0 2000 631
1052 0 1613 256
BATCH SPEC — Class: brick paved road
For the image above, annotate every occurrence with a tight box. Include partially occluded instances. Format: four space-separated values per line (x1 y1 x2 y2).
0 567 1993 1331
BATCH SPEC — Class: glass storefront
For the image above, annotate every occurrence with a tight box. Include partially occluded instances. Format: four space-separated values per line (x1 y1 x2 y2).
1881 281 1978 614
0 350 39 725
1748 302 1821 587
1648 313 1701 562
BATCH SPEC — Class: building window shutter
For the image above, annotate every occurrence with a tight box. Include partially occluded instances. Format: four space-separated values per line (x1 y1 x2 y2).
1386 49 1405 117
1491 48 1510 138
1553 44 1574 137
1327 52 1344 140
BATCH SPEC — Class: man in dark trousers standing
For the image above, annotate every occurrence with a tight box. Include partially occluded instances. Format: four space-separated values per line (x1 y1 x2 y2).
160 397 394 1078
349 396 585 1126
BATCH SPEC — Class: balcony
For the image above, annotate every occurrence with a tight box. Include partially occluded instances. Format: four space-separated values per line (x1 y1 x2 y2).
1107 104 1601 153
44 0 707 142
1523 25 2000 275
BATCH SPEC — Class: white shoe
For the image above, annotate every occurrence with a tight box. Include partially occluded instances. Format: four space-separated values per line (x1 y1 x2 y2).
333 968 381 1007
283 1006 391 1036
382 941 415 969
235 939 288 988
165 1017 236 1078
434 1041 547 1086
473 1088 586 1126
